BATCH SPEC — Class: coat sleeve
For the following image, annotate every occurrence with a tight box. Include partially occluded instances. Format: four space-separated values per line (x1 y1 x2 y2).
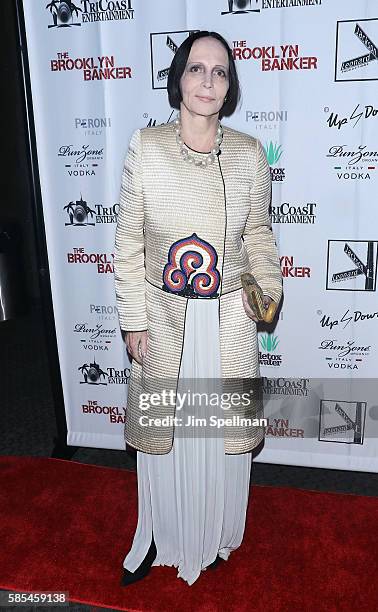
242 137 283 304
113 128 147 332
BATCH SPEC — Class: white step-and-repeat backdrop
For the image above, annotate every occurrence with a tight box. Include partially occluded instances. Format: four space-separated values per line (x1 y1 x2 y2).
22 0 378 471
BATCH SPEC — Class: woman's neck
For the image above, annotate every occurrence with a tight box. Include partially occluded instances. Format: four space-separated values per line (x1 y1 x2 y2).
179 106 219 153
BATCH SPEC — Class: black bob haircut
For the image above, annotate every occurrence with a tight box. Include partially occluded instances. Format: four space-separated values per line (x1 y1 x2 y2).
167 31 241 120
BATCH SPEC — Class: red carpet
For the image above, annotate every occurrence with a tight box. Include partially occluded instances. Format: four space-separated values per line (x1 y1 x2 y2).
0 456 377 611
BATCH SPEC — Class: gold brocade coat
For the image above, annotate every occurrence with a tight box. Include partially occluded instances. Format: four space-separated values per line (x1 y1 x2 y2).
113 120 283 454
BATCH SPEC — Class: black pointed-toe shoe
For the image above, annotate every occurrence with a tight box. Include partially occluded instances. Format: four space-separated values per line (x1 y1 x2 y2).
207 555 225 570
120 536 157 586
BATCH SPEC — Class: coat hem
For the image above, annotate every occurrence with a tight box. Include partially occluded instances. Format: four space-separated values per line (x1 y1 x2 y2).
124 434 264 455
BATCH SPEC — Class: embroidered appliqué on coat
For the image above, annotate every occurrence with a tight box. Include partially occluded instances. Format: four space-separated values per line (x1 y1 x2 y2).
162 232 221 298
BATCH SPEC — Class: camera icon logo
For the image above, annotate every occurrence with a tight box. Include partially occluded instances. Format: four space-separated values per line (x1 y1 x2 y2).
46 1 82 29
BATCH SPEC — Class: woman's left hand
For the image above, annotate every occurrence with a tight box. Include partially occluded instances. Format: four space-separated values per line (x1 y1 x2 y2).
241 289 273 322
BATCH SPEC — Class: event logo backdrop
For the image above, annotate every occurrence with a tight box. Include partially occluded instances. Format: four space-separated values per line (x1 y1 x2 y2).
22 0 378 471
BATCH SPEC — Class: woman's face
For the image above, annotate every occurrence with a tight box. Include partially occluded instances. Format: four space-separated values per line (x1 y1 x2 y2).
179 37 230 118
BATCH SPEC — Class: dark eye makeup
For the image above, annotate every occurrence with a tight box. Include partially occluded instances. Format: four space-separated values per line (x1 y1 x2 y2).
188 64 228 77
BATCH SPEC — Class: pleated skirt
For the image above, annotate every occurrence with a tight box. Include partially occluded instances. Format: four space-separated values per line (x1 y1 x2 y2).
123 297 253 586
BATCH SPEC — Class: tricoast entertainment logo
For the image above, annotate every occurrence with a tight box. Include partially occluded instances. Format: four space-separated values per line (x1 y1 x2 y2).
262 377 310 397
46 0 135 28
221 0 322 16
221 0 260 15
270 202 317 224
63 195 118 226
78 357 130 384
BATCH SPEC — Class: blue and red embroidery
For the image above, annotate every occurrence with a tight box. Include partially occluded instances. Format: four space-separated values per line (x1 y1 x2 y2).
162 233 220 298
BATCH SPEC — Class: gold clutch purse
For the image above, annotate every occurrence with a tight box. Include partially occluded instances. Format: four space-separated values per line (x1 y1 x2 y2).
240 273 277 323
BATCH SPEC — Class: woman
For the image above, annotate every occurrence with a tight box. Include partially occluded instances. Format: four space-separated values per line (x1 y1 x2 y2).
113 30 282 587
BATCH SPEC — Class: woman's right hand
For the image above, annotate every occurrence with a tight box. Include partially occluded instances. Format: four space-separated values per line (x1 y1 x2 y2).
125 330 148 365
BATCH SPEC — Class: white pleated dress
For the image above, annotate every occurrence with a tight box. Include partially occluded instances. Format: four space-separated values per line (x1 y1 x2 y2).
123 297 253 586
